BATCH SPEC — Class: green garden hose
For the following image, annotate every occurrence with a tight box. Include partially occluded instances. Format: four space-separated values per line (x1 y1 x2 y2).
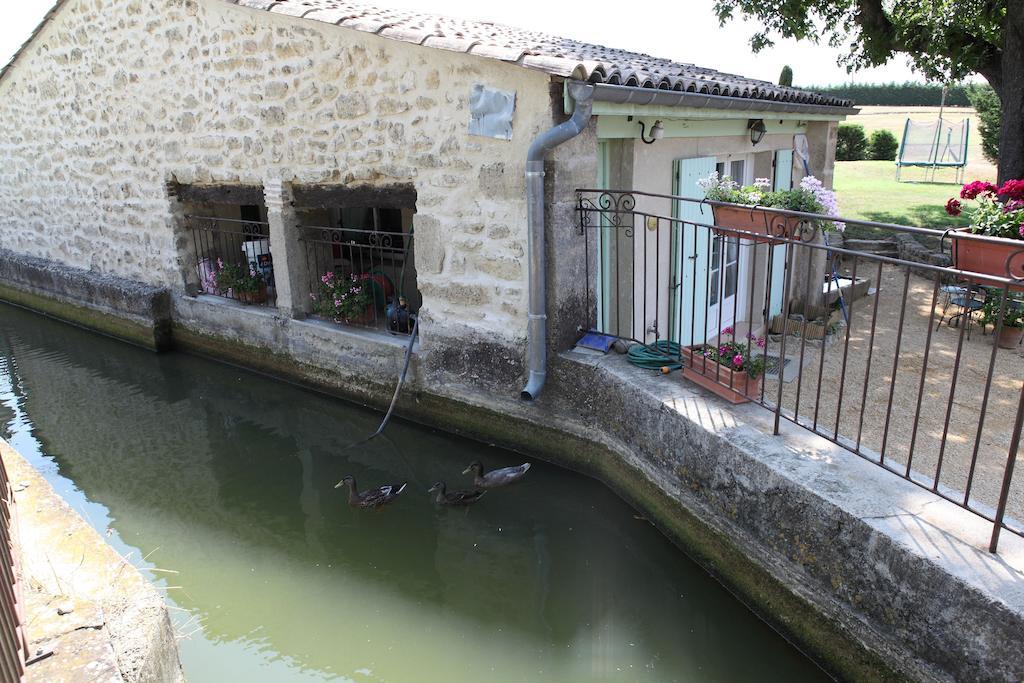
627 340 683 373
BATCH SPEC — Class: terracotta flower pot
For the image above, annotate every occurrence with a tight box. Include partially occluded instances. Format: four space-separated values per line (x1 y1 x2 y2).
333 306 376 326
996 325 1024 349
951 229 1024 291
235 284 268 305
681 346 762 404
712 204 803 244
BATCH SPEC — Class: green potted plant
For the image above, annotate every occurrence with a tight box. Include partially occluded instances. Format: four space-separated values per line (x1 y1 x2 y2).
212 259 267 304
698 173 844 243
979 289 1024 349
311 271 376 325
681 329 768 404
944 180 1024 290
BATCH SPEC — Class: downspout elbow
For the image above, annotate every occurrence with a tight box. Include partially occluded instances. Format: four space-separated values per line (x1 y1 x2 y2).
520 83 594 401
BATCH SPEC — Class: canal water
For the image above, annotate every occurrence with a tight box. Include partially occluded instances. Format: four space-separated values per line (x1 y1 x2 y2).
0 302 826 682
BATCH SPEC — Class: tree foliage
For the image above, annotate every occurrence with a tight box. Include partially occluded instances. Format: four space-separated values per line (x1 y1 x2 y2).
868 130 900 160
779 65 793 86
837 124 868 161
712 1 1005 89
967 84 1001 164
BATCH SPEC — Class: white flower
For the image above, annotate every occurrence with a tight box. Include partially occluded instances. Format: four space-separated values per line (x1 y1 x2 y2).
754 177 772 190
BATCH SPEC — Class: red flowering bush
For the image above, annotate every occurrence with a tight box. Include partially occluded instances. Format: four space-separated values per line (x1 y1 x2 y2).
997 179 1024 201
949 178 1024 240
960 181 997 200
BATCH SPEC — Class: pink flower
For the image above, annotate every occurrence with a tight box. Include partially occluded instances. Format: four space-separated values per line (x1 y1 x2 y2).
945 198 962 216
998 179 1024 201
1004 200 1024 213
732 353 744 367
757 337 765 348
1019 223 1024 239
719 345 728 355
722 326 734 335
960 181 997 200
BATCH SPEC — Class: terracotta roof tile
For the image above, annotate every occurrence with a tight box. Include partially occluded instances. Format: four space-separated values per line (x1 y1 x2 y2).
2 0 854 109
244 0 852 108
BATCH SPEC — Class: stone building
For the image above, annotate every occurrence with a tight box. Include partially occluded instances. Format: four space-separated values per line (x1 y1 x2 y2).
0 0 853 398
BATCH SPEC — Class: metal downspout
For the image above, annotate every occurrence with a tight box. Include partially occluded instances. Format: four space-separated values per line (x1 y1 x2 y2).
521 82 594 401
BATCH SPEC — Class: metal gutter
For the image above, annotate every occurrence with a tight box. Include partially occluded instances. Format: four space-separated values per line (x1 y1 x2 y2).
521 81 595 401
589 82 858 117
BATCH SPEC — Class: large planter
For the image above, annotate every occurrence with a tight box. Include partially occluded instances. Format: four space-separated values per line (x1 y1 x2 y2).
235 284 268 305
681 346 762 404
333 305 376 326
951 229 1024 291
712 204 803 244
996 325 1024 349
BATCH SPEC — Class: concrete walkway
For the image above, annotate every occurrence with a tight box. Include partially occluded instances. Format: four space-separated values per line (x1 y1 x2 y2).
1 440 182 682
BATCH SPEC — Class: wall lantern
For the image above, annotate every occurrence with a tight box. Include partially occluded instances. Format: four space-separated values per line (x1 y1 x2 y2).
748 118 767 146
629 117 664 144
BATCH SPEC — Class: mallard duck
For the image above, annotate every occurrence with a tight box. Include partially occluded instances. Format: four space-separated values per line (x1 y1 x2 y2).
428 481 486 506
335 475 407 509
462 461 531 489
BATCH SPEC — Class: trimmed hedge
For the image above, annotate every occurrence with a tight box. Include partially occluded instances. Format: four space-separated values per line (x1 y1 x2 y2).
868 130 899 161
806 82 972 107
837 124 868 161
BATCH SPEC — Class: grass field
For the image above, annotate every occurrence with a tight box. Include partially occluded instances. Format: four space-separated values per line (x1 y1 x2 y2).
834 106 996 244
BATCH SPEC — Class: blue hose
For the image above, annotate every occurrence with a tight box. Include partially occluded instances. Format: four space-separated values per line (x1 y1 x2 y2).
627 340 683 372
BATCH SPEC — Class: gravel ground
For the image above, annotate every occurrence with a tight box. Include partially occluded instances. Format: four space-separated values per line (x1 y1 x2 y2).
760 264 1024 528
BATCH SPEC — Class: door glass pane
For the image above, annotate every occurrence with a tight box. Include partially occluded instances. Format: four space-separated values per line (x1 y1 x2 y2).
730 160 745 183
715 162 726 179
724 238 738 298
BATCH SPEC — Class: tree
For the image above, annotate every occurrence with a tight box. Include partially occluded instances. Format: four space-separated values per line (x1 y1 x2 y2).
967 84 1001 164
779 65 794 86
713 1 1021 182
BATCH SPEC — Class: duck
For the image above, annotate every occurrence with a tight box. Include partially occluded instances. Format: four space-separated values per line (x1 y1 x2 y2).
428 481 486 506
462 461 531 489
334 475 407 509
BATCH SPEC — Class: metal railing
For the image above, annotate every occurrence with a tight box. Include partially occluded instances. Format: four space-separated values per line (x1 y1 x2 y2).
298 225 418 335
187 216 274 306
577 188 1024 552
0 450 28 681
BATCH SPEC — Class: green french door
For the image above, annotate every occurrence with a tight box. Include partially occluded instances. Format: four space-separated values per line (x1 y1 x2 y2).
670 156 717 346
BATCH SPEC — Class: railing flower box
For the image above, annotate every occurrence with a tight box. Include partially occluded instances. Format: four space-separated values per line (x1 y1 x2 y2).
945 180 1024 290
711 204 804 244
681 334 766 404
700 173 844 243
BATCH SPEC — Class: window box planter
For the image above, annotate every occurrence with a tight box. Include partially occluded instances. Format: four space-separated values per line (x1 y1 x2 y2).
235 284 268 305
681 345 762 404
333 306 377 326
712 204 803 244
950 229 1024 291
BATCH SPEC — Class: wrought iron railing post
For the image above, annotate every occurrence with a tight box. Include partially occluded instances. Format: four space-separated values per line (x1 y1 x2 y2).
990 382 1024 553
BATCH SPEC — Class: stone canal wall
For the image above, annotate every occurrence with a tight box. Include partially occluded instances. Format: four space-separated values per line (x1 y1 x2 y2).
1 439 183 682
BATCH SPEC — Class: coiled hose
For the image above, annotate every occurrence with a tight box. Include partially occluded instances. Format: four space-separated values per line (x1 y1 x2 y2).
627 340 683 373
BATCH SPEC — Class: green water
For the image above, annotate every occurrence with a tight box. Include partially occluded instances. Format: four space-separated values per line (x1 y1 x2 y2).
0 302 826 682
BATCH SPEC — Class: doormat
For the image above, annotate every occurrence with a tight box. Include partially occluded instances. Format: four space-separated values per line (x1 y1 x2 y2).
763 355 802 383
576 330 617 353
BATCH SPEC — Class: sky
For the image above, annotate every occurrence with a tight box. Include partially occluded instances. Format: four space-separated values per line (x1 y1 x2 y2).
0 0 931 86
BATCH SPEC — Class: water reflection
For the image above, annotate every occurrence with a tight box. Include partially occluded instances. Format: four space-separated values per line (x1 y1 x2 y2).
0 302 825 682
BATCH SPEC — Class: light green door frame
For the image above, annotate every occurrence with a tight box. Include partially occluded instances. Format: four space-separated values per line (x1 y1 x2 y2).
595 141 612 332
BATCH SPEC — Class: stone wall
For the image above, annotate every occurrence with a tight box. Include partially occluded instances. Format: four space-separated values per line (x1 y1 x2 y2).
0 0 556 346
